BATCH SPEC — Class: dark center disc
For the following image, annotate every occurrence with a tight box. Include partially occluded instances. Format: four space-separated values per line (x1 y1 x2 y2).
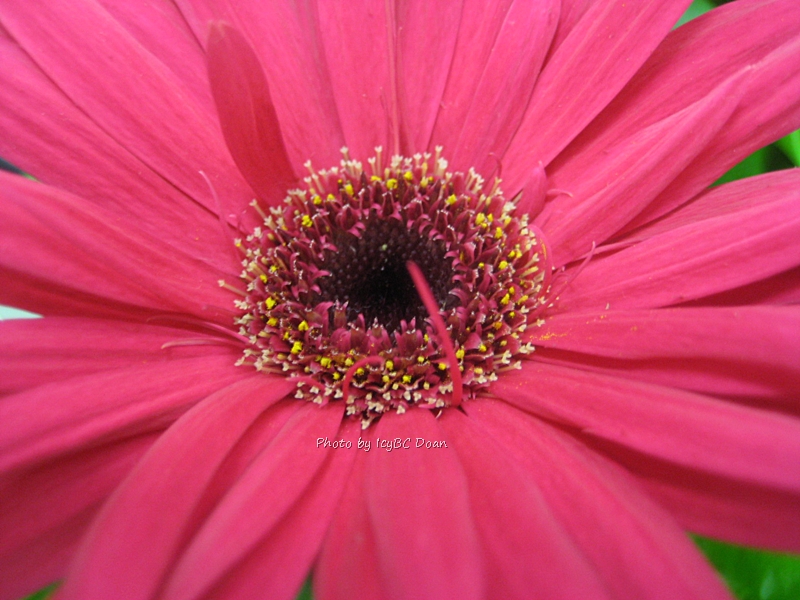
316 217 454 332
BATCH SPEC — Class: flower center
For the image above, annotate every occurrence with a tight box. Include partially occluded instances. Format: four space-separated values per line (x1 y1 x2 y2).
234 147 548 426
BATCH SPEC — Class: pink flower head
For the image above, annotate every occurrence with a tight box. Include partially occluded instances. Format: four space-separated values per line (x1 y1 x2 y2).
1 1 800 599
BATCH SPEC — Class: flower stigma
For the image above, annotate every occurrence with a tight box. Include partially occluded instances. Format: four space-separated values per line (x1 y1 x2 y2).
234 147 548 427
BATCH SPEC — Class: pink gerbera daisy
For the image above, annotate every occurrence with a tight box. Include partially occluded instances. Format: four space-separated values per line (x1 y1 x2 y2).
1 0 799 599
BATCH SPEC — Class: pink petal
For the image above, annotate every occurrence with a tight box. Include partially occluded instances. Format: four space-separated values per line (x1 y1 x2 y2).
0 29 237 273
0 0 254 220
207 22 295 208
315 0 400 158
0 174 236 322
631 14 800 229
0 355 244 474
493 363 800 494
204 420 360 600
395 0 463 154
539 73 745 267
557 189 800 311
56 376 295 600
0 434 156 600
687 266 800 308
98 0 214 113
439 409 611 600
549 0 593 54
502 0 693 194
460 399 732 600
315 447 384 600
631 457 800 552
624 169 800 242
176 0 345 169
440 0 560 176
364 410 484 600
0 317 234 395
529 306 800 400
548 0 800 227
161 403 345 600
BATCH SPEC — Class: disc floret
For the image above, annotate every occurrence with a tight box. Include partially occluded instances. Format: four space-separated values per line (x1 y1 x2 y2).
235 147 548 425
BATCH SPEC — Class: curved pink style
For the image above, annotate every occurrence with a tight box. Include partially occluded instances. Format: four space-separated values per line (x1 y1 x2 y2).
0 1 799 599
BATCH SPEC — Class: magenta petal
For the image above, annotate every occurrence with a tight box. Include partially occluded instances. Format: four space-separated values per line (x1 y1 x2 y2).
558 189 800 311
395 0 463 154
207 22 295 207
177 0 345 169
502 0 693 194
539 73 745 266
549 0 800 227
439 410 610 600
529 306 800 400
0 317 234 395
317 0 397 158
99 0 213 113
161 403 344 600
433 0 559 174
315 449 384 600
633 458 800 552
0 174 235 322
0 0 254 218
365 410 484 600
494 363 800 494
56 376 294 600
0 30 235 273
204 420 360 600
0 434 156 600
463 400 732 600
0 356 244 475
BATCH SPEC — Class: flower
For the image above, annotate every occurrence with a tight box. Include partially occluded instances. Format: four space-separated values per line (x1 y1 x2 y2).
1 0 800 599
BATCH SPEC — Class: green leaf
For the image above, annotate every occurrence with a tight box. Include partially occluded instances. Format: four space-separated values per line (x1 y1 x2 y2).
676 0 717 27
21 584 57 600
695 536 800 600
775 130 800 166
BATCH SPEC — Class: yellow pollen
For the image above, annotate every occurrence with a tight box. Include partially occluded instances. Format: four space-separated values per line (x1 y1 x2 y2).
327 193 336 201
312 195 322 205
509 286 516 295
402 374 412 384
478 262 485 269
493 321 503 330
267 317 278 327
456 348 465 360
356 368 365 376
494 226 503 239
475 213 486 226
370 175 382 182
320 357 332 368
291 341 303 354
344 357 354 367
301 215 313 228
475 367 484 375
417 356 425 364
333 372 341 380
386 178 398 189
446 194 457 205
382 375 390 383
265 297 277 309
385 360 394 371
509 311 516 317
479 344 487 352
519 295 529 303
500 293 511 306
488 214 494 223
438 362 447 371
344 183 354 195
499 260 509 270
260 274 267 283
298 320 309 332
403 171 414 182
